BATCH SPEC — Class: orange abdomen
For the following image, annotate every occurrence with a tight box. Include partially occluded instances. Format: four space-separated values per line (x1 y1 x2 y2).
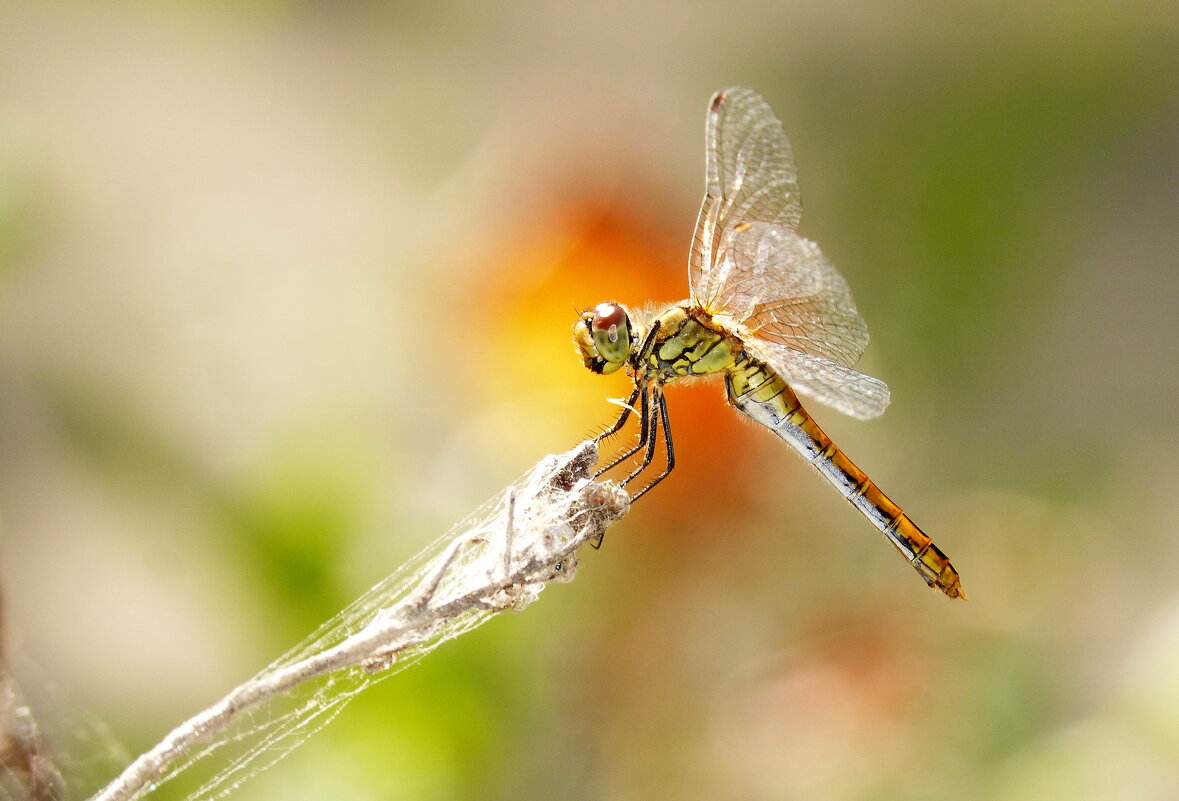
725 357 965 599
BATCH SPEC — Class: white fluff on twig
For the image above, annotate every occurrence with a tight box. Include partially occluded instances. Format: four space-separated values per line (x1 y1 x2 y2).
90 440 629 801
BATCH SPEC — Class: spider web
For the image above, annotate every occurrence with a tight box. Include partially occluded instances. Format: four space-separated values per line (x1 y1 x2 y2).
91 441 628 801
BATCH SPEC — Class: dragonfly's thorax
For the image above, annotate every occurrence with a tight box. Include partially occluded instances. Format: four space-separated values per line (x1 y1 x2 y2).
639 304 738 384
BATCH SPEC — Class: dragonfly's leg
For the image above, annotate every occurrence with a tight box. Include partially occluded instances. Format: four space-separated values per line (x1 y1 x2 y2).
622 388 661 487
594 385 641 442
591 389 653 549
595 320 664 478
637 319 662 361
631 389 675 501
595 386 651 477
591 398 656 548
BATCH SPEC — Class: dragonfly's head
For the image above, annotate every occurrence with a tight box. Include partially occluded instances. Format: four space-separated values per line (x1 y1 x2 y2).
574 301 634 375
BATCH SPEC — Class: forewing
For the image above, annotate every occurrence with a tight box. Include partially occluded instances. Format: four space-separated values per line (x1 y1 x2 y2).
712 221 870 368
690 87 802 309
748 338 891 420
686 88 883 420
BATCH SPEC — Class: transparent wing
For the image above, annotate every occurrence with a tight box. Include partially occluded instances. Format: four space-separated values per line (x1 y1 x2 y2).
687 87 884 419
747 337 891 420
690 87 802 310
711 221 870 368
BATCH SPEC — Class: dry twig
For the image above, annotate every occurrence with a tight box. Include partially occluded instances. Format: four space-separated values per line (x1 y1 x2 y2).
88 440 629 801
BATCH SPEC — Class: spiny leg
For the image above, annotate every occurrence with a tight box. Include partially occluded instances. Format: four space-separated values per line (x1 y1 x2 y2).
595 385 651 478
590 387 653 550
592 388 664 550
631 389 675 502
622 387 661 487
594 318 666 478
594 385 641 443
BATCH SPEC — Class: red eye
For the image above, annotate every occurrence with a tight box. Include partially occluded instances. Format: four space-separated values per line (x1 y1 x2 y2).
591 302 626 331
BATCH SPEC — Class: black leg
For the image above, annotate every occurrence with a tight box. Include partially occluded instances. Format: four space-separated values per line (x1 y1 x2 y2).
590 384 647 550
595 318 665 471
594 385 641 443
594 386 650 477
593 318 668 489
622 388 661 486
636 319 662 362
631 389 675 501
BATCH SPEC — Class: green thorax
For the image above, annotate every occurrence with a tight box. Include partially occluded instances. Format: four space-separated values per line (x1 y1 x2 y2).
644 305 738 383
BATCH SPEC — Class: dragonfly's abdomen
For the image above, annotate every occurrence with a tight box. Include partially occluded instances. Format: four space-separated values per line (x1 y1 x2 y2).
726 356 965 599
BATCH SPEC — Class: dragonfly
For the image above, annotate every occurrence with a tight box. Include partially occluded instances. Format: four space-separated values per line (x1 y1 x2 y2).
573 87 964 599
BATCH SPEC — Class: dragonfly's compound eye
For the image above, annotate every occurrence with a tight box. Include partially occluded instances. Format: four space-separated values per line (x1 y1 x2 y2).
573 302 632 375
591 302 627 340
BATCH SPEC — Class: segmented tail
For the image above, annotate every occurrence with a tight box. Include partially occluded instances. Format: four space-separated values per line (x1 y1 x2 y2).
726 358 965 599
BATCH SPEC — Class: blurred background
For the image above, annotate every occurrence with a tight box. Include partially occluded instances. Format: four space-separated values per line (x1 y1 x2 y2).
2 1 1178 799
